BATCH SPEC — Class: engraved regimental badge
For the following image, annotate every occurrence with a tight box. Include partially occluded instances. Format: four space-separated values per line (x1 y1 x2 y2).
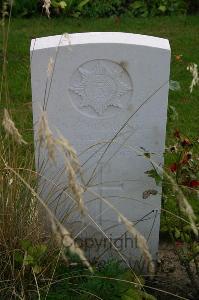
69 59 133 118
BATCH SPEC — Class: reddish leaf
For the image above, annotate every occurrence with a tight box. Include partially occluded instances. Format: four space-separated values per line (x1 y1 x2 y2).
175 241 184 248
175 55 183 61
174 129 180 139
180 152 192 165
189 180 199 188
181 138 192 147
169 163 178 172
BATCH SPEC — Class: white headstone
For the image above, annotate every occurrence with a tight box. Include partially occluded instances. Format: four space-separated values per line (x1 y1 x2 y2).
31 32 170 271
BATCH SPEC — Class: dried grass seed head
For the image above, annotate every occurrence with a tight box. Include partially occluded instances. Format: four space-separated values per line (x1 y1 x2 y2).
51 219 92 272
2 109 27 145
47 57 54 78
65 159 85 215
119 214 154 273
37 110 56 161
37 111 85 214
56 134 79 171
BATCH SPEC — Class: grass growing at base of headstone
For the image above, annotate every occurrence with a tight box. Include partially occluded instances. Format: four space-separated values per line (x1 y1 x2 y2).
44 260 158 300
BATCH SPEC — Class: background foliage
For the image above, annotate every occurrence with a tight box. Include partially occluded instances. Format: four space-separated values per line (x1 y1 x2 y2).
1 0 199 18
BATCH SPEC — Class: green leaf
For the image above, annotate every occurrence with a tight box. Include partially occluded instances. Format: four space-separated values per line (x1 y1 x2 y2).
59 1 67 9
35 244 47 256
168 105 178 121
169 80 181 91
14 252 24 264
32 265 42 274
183 225 192 232
20 240 32 251
24 254 34 266
145 169 162 186
28 246 40 258
121 270 144 285
72 12 81 18
140 291 157 300
77 0 90 11
51 0 59 8
141 11 148 18
28 244 47 261
193 245 199 255
158 5 166 13
184 233 191 243
122 288 141 300
175 228 181 239
130 1 144 10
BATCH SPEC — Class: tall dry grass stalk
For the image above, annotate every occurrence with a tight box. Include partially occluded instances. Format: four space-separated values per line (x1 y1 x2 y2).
37 110 86 215
37 110 56 161
2 108 91 261
4 159 92 270
2 109 27 145
0 107 92 297
52 221 92 271
118 215 155 273
0 110 44 297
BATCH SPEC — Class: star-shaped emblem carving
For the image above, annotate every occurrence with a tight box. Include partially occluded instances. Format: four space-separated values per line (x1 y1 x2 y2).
70 61 132 116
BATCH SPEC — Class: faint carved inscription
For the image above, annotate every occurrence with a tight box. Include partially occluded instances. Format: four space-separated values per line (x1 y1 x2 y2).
69 60 133 117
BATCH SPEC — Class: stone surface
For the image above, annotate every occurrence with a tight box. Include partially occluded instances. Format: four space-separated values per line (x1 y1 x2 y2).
31 32 171 271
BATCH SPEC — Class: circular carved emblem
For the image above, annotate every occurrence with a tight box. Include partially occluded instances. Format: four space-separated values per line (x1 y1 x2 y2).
69 59 133 118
